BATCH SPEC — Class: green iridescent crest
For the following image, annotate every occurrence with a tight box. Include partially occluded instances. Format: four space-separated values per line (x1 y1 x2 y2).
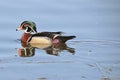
21 21 37 33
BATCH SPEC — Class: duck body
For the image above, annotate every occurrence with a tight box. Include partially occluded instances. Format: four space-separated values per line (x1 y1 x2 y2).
17 21 76 45
21 31 75 44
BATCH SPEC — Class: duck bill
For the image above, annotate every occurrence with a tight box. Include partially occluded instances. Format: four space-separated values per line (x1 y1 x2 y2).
16 26 23 31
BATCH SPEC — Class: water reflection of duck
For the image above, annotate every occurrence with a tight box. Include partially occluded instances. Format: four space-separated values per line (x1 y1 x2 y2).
17 42 75 57
45 43 75 56
16 21 76 45
17 47 35 57
16 21 76 57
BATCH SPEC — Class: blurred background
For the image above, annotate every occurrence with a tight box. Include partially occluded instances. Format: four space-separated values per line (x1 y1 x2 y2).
0 0 120 40
0 0 120 80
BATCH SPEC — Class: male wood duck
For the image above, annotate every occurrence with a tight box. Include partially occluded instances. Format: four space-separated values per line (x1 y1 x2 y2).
16 21 76 45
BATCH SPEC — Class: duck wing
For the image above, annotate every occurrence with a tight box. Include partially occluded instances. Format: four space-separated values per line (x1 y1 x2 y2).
31 31 63 38
54 35 76 43
46 31 63 35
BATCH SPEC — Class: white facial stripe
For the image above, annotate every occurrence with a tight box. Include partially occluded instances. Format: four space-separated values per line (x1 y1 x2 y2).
25 27 32 33
24 26 36 33
30 27 36 33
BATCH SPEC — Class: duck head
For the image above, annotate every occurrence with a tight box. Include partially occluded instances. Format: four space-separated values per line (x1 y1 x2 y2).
16 21 37 33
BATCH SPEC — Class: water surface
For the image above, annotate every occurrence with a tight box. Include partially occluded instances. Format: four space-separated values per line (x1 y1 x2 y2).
0 0 120 80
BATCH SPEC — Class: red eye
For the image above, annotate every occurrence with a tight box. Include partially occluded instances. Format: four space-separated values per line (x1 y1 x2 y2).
24 24 29 27
22 24 29 29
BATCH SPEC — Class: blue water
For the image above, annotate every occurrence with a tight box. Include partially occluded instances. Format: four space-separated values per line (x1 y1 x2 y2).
0 0 120 80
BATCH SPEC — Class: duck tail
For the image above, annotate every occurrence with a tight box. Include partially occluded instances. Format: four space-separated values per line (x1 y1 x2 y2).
57 36 76 43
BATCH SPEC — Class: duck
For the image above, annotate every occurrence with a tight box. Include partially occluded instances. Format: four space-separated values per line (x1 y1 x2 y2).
16 21 76 45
